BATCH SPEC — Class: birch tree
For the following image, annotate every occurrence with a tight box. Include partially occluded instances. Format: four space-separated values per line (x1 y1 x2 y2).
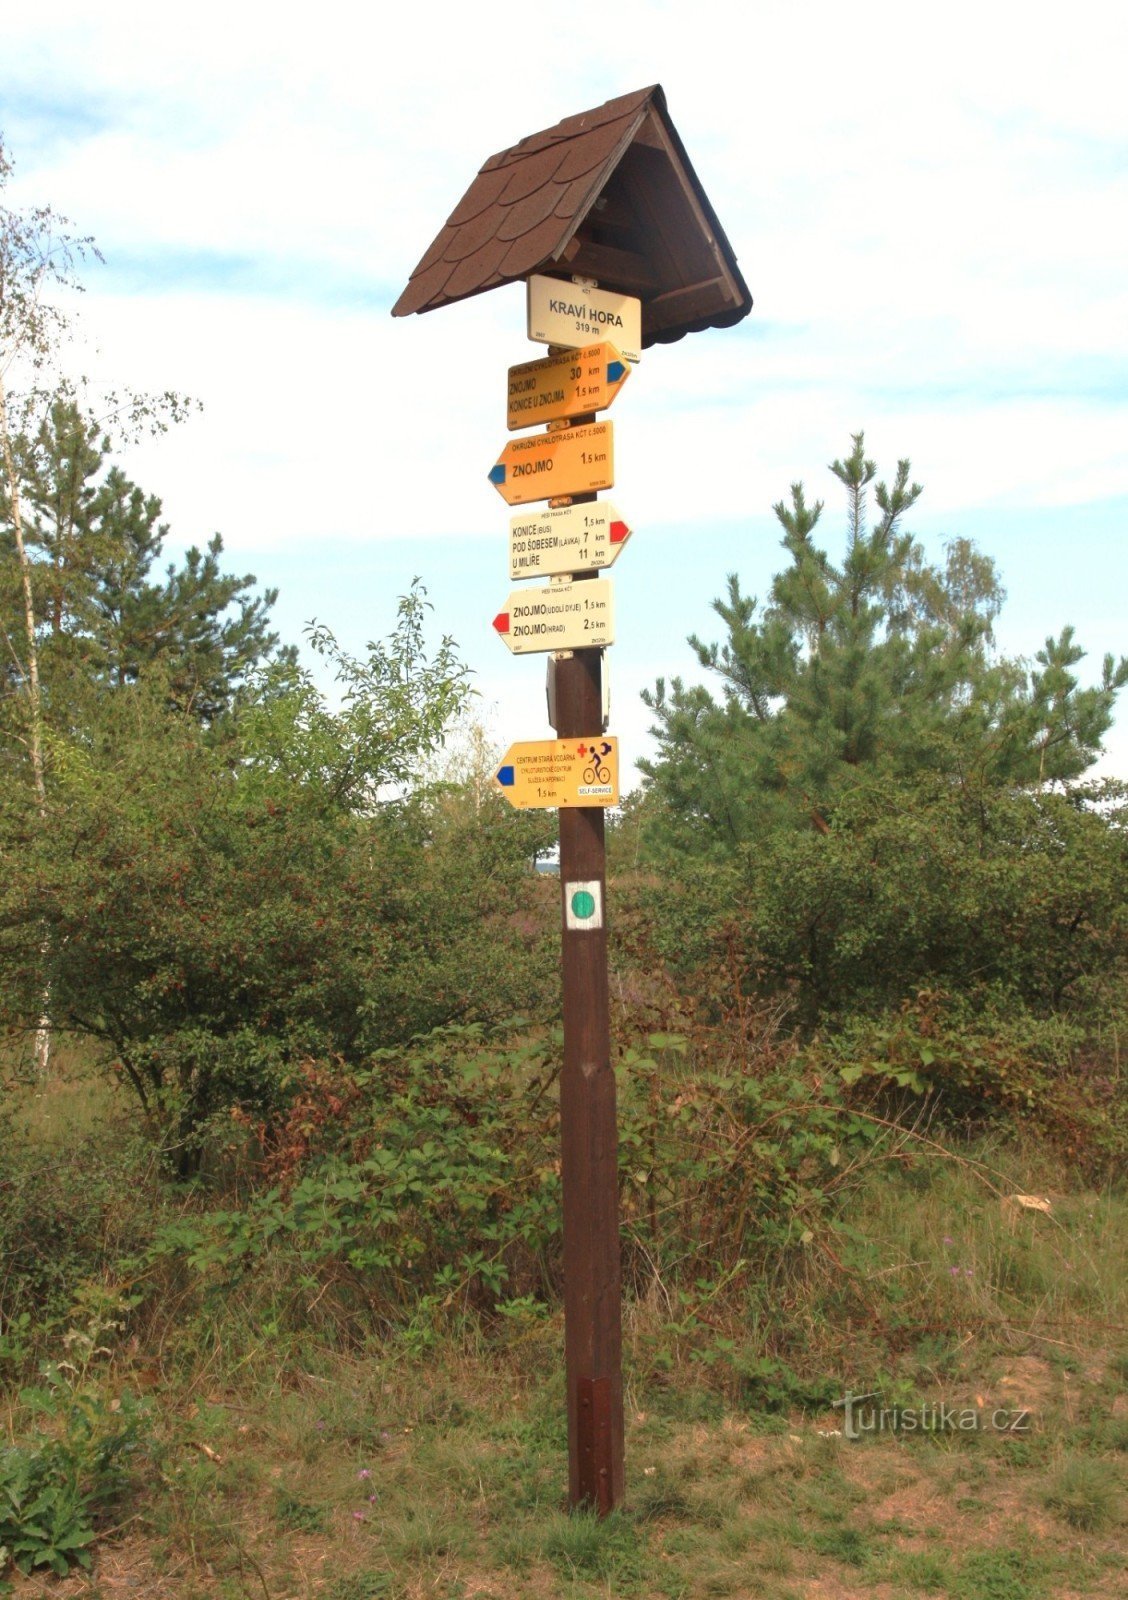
0 141 100 1074
0 141 195 1073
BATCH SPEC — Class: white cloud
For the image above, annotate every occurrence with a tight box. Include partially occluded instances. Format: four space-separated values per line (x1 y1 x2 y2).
3 0 1126 772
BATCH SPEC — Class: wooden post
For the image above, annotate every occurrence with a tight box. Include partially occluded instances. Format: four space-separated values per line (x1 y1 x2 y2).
552 405 625 1510
557 644 625 1513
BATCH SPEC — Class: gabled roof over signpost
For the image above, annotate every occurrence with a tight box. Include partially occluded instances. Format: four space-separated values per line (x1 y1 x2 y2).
391 85 752 348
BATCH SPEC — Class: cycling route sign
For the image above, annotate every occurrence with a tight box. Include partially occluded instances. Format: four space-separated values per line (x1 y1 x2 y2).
488 421 613 506
494 738 619 810
507 342 630 430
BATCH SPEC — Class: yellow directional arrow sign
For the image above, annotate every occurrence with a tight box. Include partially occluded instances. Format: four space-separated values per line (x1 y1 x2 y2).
494 737 619 809
492 578 614 654
507 343 630 430
510 502 632 580
488 421 613 506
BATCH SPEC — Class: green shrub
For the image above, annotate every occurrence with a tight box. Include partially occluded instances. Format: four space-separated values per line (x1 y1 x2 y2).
0 1116 162 1375
814 987 1128 1165
145 1025 566 1336
137 1013 885 1381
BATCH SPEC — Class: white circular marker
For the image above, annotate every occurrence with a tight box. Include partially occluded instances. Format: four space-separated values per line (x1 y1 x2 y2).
564 880 603 930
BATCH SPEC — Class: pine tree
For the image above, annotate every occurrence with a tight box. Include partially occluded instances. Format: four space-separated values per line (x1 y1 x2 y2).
3 397 289 721
641 433 1128 855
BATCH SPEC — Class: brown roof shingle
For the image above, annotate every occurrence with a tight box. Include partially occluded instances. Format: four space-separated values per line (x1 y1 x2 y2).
392 86 752 348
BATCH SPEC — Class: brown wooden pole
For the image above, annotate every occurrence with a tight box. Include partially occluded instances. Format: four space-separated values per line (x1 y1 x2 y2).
551 401 625 1511
557 646 625 1513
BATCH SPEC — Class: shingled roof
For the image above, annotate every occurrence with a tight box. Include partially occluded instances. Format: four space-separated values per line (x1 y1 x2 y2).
392 86 752 349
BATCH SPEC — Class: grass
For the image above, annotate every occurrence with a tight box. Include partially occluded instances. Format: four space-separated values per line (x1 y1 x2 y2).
2 1323 1126 1598
226 1355 1122 1594
2 1057 1127 1596
1043 1454 1122 1531
272 1485 330 1533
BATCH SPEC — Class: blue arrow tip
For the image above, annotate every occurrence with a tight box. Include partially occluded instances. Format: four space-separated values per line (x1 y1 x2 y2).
607 361 626 384
497 764 515 787
488 464 506 485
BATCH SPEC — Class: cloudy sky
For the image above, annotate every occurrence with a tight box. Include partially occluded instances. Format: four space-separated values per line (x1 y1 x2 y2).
4 0 1126 780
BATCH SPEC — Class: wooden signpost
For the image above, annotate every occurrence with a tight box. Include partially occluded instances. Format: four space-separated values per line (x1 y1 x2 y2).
391 83 753 1520
490 328 628 1512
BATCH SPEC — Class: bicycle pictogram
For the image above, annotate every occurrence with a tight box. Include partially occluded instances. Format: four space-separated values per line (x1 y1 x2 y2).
578 740 614 786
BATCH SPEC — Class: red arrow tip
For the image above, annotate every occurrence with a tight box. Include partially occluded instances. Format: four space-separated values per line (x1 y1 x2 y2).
609 520 629 544
492 611 510 634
